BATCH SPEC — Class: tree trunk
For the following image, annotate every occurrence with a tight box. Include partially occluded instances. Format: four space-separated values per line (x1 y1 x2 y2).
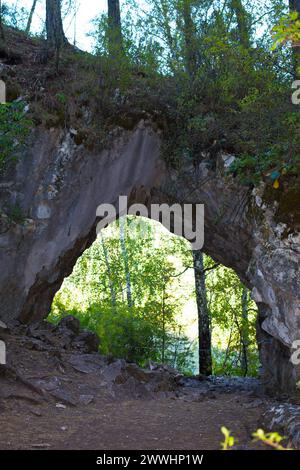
289 0 300 76
230 0 251 48
182 0 198 78
241 286 249 376
26 0 38 35
46 0 67 49
107 0 123 55
0 0 5 41
159 0 178 71
161 288 166 363
193 250 212 376
119 217 133 308
100 232 117 313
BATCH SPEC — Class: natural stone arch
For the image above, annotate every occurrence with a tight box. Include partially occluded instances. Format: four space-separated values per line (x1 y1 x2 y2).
0 121 299 394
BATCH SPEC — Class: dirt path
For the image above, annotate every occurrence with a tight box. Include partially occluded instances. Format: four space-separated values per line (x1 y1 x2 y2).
0 321 270 450
0 389 267 450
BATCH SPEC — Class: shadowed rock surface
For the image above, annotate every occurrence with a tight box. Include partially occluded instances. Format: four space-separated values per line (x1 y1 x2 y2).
1 121 299 395
262 404 300 449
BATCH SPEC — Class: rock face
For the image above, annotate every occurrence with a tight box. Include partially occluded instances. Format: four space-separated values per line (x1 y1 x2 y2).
262 404 300 449
0 121 299 394
0 318 180 403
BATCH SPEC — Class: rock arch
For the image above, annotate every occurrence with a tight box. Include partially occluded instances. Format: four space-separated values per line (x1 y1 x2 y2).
0 121 299 394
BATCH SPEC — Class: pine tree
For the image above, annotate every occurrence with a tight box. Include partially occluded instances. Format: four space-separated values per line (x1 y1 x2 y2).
107 0 123 55
181 0 198 78
46 0 67 49
26 0 38 35
230 0 251 48
0 0 5 41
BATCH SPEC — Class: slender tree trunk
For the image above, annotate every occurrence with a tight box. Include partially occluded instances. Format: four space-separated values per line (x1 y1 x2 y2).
193 250 212 376
0 0 5 41
241 287 249 376
159 0 178 71
119 217 133 308
107 0 123 55
182 0 198 78
289 0 300 76
46 0 67 49
26 0 38 35
161 288 166 363
100 232 117 313
172 326 181 369
230 0 251 48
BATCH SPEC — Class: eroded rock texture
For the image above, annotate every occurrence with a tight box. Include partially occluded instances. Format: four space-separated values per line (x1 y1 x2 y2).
262 404 300 449
0 122 299 394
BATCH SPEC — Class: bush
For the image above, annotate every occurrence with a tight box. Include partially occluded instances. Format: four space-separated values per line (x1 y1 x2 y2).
0 101 32 173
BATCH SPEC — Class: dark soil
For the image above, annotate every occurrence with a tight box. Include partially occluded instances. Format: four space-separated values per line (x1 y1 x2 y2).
0 319 272 450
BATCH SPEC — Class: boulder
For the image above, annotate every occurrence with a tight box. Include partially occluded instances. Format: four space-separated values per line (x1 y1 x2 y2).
102 359 128 385
101 359 178 394
57 316 80 335
67 353 108 374
49 388 77 407
71 330 100 353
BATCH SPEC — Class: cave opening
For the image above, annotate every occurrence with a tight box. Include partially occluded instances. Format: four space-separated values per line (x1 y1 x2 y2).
48 215 260 379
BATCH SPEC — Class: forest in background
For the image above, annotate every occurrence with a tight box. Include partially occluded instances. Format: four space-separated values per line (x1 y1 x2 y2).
49 217 259 377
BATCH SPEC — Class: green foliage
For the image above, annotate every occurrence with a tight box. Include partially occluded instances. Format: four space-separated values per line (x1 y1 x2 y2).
252 429 292 450
221 427 235 450
5 200 25 224
0 102 32 173
272 11 300 50
55 92 68 105
49 217 258 377
221 427 292 450
49 218 195 373
3 1 299 186
213 348 259 377
88 0 300 185
206 264 258 377
1 1 29 30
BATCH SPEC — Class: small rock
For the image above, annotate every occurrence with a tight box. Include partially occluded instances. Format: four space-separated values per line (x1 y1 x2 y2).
0 320 8 330
55 403 66 409
29 408 42 417
30 376 61 392
102 360 128 384
79 394 94 405
50 389 77 407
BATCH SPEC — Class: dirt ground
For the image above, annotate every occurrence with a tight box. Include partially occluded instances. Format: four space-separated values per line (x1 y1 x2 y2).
0 389 266 450
0 320 270 451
